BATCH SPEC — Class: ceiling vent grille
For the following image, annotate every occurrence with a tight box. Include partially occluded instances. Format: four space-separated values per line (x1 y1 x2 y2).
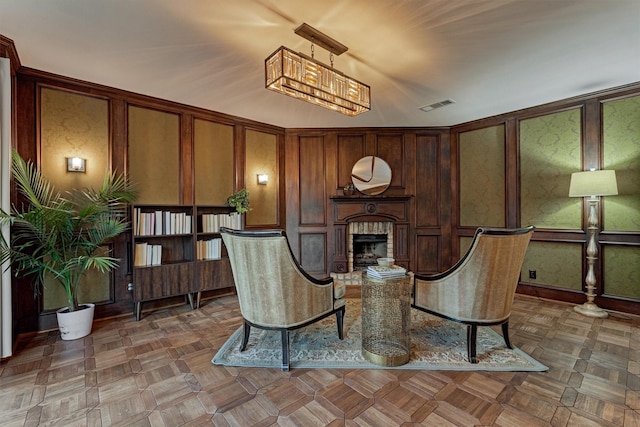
419 99 456 112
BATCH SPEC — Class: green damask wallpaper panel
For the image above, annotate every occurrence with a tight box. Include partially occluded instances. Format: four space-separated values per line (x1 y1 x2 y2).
520 109 582 229
603 95 640 232
459 125 505 227
40 87 109 195
194 119 234 206
520 241 582 290
460 236 473 260
604 246 640 299
245 130 277 226
40 88 111 310
128 106 180 204
43 247 111 310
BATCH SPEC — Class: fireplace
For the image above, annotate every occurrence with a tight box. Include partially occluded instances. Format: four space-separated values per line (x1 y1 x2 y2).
348 221 393 271
330 195 410 273
353 234 388 270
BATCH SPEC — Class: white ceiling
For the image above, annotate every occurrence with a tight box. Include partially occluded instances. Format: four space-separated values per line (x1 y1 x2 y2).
1 0 639 129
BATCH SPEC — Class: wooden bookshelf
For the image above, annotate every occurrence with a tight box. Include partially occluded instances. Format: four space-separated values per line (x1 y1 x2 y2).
131 204 239 320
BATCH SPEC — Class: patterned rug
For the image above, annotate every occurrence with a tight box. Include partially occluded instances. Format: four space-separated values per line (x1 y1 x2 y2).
212 300 547 371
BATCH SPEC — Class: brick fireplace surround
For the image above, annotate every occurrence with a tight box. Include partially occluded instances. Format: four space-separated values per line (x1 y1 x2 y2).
348 221 394 272
329 195 411 274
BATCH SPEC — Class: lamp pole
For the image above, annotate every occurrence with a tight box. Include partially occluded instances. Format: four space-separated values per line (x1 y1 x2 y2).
574 196 608 318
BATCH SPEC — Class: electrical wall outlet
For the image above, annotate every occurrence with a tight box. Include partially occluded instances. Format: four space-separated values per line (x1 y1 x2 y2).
528 270 536 279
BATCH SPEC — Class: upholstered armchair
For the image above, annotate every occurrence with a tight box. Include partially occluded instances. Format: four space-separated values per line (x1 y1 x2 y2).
220 227 346 371
412 226 535 363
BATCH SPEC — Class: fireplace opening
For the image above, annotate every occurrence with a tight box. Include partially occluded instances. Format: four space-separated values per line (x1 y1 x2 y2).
353 234 388 270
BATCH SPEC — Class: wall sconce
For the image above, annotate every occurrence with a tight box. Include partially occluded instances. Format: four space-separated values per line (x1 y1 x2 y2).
257 174 269 185
66 157 86 173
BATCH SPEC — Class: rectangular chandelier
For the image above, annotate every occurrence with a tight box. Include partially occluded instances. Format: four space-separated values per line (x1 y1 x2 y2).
265 46 371 116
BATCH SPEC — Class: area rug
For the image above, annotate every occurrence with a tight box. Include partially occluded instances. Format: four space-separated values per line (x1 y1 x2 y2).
212 300 547 371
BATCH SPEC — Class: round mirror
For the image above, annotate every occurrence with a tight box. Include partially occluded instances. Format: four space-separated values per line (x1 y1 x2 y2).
351 156 392 195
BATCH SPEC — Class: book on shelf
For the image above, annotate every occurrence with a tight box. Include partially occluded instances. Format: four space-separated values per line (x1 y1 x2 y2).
200 212 242 233
133 208 192 236
197 238 222 260
134 242 162 266
151 245 162 265
134 242 147 267
154 210 163 235
367 264 406 279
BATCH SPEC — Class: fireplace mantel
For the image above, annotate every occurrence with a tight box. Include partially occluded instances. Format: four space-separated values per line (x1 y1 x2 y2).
330 195 412 223
330 195 412 272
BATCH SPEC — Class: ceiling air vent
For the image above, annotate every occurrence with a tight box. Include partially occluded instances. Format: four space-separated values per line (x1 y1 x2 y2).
419 99 456 112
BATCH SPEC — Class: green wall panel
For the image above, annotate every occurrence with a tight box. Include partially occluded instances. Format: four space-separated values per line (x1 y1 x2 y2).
459 125 505 227
604 246 640 299
43 247 111 310
520 109 582 229
128 106 180 205
194 119 234 206
40 88 111 310
40 87 109 193
521 241 582 290
245 129 278 226
603 95 640 232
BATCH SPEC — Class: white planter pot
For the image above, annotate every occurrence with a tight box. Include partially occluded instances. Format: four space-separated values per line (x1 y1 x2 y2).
56 303 95 340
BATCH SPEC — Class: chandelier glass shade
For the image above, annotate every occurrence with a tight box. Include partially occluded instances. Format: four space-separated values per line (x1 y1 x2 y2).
265 46 370 116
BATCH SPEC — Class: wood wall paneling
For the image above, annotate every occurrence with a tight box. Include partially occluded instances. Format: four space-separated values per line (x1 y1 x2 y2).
415 134 440 228
376 133 405 189
299 233 327 274
337 134 366 191
416 235 440 273
332 225 347 272
394 224 409 263
299 135 327 226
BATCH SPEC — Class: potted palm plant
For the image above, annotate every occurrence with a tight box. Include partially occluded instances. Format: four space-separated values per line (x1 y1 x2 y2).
0 150 136 340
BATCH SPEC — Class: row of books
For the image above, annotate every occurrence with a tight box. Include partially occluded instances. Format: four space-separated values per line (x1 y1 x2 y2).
367 264 407 279
134 209 192 236
197 238 223 260
200 212 242 233
134 243 162 266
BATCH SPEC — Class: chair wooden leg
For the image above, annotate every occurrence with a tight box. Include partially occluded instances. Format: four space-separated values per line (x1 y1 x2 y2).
336 306 345 340
502 321 513 349
467 324 478 363
240 321 251 352
280 330 290 371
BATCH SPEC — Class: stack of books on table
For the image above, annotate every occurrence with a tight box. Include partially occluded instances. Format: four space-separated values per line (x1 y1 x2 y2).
367 265 407 279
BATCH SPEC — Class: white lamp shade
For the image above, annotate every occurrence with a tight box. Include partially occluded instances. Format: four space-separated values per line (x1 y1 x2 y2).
569 170 618 197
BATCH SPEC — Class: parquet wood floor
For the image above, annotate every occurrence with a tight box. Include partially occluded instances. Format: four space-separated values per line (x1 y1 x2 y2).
1 294 639 426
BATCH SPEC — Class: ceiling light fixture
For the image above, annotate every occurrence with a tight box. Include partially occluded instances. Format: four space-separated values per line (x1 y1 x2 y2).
265 23 370 116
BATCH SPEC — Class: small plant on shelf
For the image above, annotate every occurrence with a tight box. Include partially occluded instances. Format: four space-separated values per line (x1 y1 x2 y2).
227 188 251 213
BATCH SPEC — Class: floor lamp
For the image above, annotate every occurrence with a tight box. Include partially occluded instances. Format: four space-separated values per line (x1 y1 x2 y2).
569 169 618 318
